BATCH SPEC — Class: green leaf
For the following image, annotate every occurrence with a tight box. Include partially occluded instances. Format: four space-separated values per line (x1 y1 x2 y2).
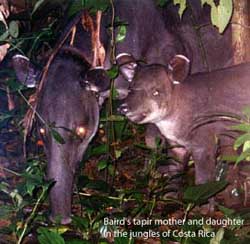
5 77 24 91
49 226 69 235
210 228 224 244
202 0 233 33
242 106 250 117
37 227 65 244
243 140 250 161
10 189 23 207
72 216 89 231
236 148 250 164
86 180 110 192
156 0 170 7
115 236 134 244
233 133 250 150
107 65 119 79
112 86 119 99
98 160 108 171
173 0 187 17
26 182 35 196
0 205 13 219
231 124 250 133
101 115 125 122
217 205 235 217
116 25 127 43
89 144 109 156
32 0 46 15
9 21 19 38
115 149 122 159
77 175 91 189
50 129 65 144
65 240 90 244
67 0 85 17
201 0 213 6
0 30 9 42
0 112 13 122
114 121 127 140
220 154 238 162
68 0 110 17
108 164 115 176
184 180 228 204
0 21 6 34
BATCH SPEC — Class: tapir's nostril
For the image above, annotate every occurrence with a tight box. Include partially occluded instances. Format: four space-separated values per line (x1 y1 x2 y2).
118 103 129 114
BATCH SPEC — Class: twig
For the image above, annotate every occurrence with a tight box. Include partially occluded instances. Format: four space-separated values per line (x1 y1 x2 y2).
17 187 47 244
70 26 76 46
188 1 210 72
74 191 183 205
95 11 105 66
109 0 116 64
6 87 15 110
0 166 21 176
106 0 117 186
18 90 46 125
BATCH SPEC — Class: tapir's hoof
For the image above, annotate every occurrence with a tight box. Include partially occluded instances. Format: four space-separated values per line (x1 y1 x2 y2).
49 215 72 225
199 205 214 216
195 199 215 216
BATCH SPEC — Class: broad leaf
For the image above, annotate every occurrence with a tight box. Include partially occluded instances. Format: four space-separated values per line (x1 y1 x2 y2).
37 227 65 244
32 0 46 15
0 30 9 41
98 160 108 170
115 236 134 244
107 65 119 79
202 0 233 33
231 124 250 133
173 0 187 17
50 128 65 144
210 228 224 244
184 181 228 204
9 21 19 38
233 133 250 150
116 25 127 43
68 0 110 17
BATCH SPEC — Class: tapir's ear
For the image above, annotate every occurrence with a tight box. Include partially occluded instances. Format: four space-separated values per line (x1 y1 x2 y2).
116 53 137 82
168 55 190 84
83 67 110 93
12 54 40 88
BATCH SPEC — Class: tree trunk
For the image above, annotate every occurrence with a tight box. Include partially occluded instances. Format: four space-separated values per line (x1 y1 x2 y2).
231 0 250 64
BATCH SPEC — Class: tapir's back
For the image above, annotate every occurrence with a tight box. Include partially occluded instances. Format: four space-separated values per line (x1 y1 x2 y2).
181 62 250 116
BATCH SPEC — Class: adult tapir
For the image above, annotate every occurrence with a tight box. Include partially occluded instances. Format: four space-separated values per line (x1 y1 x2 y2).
119 55 250 186
12 47 110 224
12 0 235 223
113 0 234 97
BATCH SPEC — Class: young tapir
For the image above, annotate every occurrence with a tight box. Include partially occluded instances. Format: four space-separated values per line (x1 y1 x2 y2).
119 55 250 186
12 47 110 224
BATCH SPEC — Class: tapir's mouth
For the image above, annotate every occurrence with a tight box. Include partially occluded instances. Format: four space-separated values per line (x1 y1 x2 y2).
118 103 147 123
126 112 146 123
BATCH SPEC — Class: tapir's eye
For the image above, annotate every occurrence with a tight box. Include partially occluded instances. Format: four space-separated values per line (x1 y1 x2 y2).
39 127 46 135
76 126 87 139
152 90 159 96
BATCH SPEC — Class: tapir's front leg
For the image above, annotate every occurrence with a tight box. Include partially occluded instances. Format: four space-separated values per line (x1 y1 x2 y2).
191 142 218 213
192 146 217 185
